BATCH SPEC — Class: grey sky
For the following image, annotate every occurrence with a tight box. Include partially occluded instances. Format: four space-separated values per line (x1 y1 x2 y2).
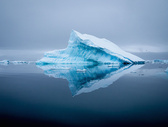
0 0 168 52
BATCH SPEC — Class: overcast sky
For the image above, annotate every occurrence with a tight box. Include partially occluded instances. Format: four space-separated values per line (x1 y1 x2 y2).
0 0 168 52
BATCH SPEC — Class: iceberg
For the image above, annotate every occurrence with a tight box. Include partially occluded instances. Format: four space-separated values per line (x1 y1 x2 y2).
36 30 144 65
0 60 9 66
0 60 35 65
10 61 28 65
37 64 143 96
165 67 168 72
152 59 168 64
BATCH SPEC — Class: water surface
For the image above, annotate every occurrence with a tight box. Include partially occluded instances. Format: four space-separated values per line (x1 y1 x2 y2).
0 53 168 127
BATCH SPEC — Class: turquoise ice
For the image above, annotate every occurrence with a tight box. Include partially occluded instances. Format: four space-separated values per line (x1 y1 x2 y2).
36 30 144 65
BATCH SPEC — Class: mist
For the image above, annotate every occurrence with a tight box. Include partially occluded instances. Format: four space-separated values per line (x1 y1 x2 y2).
0 0 168 52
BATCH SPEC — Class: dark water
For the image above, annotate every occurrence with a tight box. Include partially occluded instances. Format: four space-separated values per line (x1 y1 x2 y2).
0 53 168 127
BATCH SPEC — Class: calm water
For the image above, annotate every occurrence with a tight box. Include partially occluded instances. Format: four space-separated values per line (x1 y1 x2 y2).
0 53 168 127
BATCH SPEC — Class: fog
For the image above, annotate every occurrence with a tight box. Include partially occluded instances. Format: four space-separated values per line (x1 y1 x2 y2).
0 0 168 52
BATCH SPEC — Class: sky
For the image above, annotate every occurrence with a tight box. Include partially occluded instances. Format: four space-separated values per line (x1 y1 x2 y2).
0 0 168 52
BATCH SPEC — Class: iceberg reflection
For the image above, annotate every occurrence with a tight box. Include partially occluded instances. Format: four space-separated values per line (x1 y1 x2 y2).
36 64 143 96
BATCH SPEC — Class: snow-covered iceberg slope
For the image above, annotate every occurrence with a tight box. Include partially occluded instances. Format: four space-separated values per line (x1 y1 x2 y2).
36 30 144 65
